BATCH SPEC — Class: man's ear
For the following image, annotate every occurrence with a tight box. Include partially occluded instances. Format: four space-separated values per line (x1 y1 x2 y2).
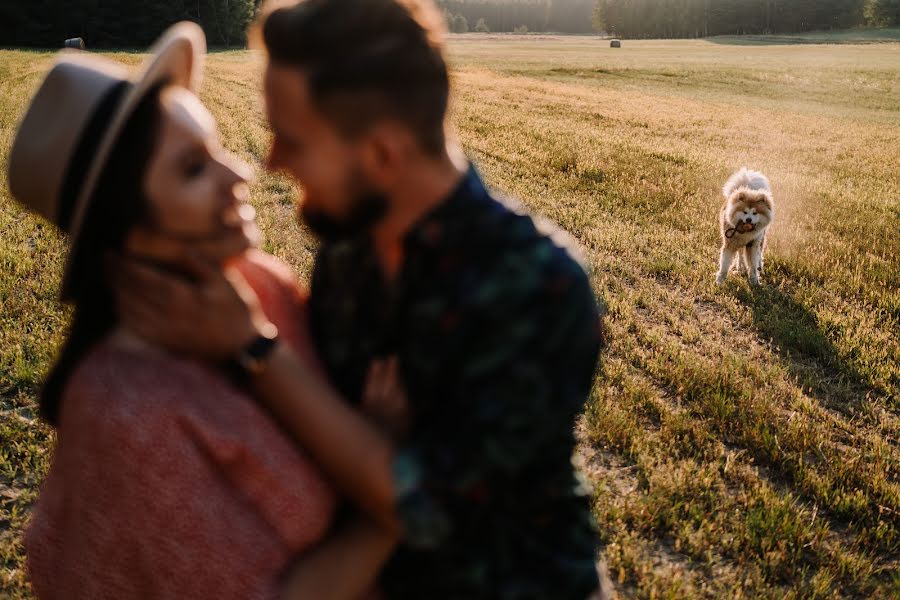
359 121 415 189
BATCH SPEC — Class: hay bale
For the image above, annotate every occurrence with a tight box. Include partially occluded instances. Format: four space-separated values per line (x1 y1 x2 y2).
610 39 621 48
64 38 85 50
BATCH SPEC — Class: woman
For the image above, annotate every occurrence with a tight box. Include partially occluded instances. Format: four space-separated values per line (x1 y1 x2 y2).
8 23 395 599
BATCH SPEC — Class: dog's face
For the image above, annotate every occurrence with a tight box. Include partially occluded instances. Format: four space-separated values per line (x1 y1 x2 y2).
725 188 774 229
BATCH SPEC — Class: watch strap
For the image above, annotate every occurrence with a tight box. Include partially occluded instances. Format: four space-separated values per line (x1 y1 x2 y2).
236 323 279 377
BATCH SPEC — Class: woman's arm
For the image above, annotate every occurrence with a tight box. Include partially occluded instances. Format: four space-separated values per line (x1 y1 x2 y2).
251 343 399 530
276 357 409 600
113 254 401 530
280 515 398 600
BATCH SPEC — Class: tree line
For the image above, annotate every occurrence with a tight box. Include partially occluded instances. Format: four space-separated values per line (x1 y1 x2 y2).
438 0 595 33
0 0 264 48
1 0 898 46
593 0 900 38
440 0 900 36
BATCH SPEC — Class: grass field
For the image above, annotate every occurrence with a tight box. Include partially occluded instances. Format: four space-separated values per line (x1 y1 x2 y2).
2 33 899 598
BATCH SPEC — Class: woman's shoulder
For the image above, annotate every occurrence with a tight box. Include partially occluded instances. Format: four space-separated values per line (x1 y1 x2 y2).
60 339 217 431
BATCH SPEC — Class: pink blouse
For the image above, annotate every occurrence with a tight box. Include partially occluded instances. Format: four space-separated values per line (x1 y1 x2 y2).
26 251 337 600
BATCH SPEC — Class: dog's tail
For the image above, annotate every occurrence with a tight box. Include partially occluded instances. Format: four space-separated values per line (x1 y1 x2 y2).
723 167 770 197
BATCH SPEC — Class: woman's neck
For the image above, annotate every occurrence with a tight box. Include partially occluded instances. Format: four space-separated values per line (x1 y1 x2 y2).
107 326 165 356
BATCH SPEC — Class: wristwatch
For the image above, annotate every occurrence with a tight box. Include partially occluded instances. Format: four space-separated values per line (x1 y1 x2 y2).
236 322 280 377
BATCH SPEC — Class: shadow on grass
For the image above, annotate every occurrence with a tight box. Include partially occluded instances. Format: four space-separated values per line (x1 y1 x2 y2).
732 278 881 416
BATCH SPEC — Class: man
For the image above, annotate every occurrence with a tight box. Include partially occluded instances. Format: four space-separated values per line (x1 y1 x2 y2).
116 0 606 597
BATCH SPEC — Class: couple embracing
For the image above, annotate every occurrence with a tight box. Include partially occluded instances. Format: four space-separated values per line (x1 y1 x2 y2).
8 0 606 598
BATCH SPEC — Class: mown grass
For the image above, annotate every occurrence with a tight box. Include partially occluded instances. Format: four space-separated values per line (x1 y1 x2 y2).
2 36 899 598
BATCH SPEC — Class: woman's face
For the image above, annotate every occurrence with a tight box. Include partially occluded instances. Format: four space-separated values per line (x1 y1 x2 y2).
143 87 253 240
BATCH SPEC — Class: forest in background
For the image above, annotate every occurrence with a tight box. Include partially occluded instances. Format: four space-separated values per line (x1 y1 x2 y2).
591 0 900 38
1 0 899 47
0 0 264 47
439 0 900 35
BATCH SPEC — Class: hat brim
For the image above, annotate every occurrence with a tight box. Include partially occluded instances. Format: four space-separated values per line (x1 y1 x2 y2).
60 22 206 300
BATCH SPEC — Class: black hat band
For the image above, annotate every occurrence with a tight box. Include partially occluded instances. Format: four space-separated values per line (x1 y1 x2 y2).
57 80 131 233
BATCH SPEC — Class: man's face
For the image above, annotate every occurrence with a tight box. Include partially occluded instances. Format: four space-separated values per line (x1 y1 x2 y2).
263 62 386 241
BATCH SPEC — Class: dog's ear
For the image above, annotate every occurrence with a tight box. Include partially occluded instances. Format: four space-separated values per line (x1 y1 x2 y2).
757 192 774 212
735 191 746 203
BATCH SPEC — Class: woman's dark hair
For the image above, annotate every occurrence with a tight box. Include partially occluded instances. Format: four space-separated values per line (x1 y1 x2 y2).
40 83 166 426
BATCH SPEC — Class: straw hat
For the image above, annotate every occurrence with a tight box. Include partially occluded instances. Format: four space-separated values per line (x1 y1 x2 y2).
7 21 206 299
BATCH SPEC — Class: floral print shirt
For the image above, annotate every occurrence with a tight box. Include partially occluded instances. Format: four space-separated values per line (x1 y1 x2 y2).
309 167 605 599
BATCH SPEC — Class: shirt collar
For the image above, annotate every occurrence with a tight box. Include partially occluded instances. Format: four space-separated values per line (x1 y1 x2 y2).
403 165 489 251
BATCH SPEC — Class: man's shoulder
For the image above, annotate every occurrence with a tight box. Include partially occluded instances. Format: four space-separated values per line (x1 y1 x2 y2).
467 192 595 304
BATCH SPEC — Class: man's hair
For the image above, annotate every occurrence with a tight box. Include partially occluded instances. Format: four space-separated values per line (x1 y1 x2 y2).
255 0 450 156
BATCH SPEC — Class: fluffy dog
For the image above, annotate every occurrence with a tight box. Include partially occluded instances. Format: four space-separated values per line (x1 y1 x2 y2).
716 168 775 285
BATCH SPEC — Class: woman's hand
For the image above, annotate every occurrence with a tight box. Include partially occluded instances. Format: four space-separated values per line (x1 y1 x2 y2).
362 357 411 439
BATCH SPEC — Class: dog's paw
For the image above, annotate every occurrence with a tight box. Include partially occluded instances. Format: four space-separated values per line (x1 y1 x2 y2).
748 274 761 286
715 273 727 285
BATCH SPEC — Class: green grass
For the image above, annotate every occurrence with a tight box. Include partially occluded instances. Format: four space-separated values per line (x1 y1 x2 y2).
2 35 899 598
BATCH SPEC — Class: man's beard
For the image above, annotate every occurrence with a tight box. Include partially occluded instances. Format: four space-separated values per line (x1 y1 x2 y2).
300 190 388 244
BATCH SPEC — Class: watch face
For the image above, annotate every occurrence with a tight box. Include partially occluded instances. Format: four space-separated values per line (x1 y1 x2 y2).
239 332 279 376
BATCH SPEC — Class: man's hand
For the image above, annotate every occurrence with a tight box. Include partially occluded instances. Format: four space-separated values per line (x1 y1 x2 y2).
363 357 411 439
124 205 260 265
110 251 271 361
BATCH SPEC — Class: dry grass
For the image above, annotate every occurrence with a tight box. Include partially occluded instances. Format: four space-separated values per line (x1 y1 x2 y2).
2 35 899 598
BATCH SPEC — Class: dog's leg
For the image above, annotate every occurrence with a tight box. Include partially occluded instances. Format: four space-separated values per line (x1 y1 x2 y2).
716 247 735 284
758 233 767 276
737 247 750 275
747 240 762 286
